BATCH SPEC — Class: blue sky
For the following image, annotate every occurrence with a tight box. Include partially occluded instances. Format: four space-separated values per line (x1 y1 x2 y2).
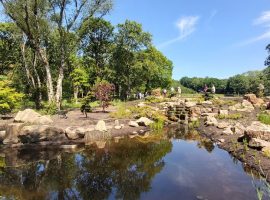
106 0 270 79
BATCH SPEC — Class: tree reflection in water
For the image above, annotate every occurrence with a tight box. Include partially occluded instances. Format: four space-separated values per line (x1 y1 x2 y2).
0 138 172 200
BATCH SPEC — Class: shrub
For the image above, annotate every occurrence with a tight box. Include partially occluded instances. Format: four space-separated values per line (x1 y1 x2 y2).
258 113 270 125
0 79 24 114
40 102 58 115
93 81 115 112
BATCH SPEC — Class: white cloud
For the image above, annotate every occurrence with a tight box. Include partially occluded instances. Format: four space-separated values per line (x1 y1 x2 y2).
253 11 270 26
238 10 270 46
158 16 200 48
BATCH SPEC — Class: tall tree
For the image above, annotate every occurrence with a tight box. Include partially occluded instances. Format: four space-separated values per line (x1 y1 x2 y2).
1 0 113 109
113 20 151 98
79 17 114 81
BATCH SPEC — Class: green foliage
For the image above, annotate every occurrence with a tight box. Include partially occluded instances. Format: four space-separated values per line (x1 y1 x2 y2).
0 79 23 114
258 113 270 125
40 102 58 115
145 96 168 103
204 92 214 101
150 120 164 131
188 120 200 129
180 76 227 93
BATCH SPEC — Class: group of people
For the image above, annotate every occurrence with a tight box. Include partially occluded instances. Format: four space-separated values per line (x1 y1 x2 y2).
203 84 216 94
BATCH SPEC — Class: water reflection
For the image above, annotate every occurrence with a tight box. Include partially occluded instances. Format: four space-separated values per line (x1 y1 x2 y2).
0 138 172 200
0 126 266 200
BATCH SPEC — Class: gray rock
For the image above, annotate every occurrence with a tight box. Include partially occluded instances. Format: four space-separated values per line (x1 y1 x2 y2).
3 123 25 144
204 116 218 126
95 120 107 132
219 110 228 116
14 109 41 123
33 115 53 124
248 138 270 148
223 127 233 135
114 125 122 130
217 122 230 129
115 120 120 126
19 125 66 143
128 121 139 127
65 126 94 140
136 117 154 126
14 109 53 124
185 102 197 108
218 138 225 143
245 121 270 141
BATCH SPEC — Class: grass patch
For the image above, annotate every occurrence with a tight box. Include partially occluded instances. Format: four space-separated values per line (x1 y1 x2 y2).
217 113 243 120
212 98 238 107
258 113 270 125
188 120 200 129
145 96 169 104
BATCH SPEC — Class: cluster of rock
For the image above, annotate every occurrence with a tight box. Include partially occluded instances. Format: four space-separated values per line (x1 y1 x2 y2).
245 121 270 152
0 109 154 147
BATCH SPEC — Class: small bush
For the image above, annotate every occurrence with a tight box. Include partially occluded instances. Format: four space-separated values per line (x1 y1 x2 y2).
93 81 115 112
258 113 270 125
188 120 200 129
0 79 24 114
40 102 58 115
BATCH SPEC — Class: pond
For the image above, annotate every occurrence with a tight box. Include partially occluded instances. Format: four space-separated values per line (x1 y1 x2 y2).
0 127 267 200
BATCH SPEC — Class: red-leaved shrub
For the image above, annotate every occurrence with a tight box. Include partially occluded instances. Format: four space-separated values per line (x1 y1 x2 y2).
94 82 115 112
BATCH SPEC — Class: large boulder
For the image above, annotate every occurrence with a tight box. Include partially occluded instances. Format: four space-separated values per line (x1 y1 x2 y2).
95 120 107 132
3 123 24 144
14 109 53 124
19 125 66 143
65 126 94 140
245 121 270 141
14 109 41 123
136 117 154 126
244 94 258 104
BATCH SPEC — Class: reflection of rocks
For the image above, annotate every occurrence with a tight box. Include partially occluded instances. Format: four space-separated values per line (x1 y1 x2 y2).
0 138 172 200
85 131 111 145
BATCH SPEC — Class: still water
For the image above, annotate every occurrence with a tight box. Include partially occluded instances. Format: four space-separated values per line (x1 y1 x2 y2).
0 128 267 200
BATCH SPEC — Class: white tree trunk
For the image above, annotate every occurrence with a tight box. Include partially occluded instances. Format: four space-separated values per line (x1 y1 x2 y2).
37 48 54 102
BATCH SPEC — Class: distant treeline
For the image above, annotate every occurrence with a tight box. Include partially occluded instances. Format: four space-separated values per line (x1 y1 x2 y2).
179 67 270 95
